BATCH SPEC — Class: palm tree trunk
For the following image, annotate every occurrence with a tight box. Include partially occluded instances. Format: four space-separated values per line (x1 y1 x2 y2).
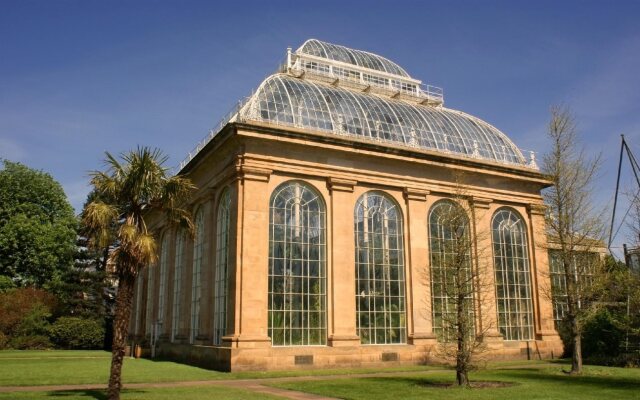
108 271 136 400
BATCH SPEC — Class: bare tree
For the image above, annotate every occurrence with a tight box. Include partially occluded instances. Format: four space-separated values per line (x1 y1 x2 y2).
428 181 492 386
542 105 604 375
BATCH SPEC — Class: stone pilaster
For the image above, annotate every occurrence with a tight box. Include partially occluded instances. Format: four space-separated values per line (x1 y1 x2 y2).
223 162 272 348
527 203 558 339
326 177 360 346
471 197 503 343
403 188 437 345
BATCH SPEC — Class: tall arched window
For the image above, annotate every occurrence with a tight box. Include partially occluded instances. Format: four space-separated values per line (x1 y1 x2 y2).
190 208 204 344
429 200 475 342
171 229 185 342
269 181 326 346
492 208 534 340
157 234 169 326
134 273 143 335
355 191 406 344
145 265 155 335
213 189 231 345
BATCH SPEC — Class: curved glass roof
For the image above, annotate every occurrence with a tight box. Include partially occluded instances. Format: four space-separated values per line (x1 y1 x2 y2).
297 39 411 78
240 74 526 166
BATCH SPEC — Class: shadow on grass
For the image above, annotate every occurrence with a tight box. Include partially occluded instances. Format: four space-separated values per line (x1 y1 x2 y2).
42 389 147 400
360 375 519 388
496 369 640 393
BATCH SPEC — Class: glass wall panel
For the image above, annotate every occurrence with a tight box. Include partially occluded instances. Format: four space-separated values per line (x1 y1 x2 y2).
157 234 169 326
492 208 534 340
213 189 231 345
190 209 204 344
171 229 185 342
548 250 598 326
145 266 154 335
355 191 406 344
269 181 326 346
428 200 475 341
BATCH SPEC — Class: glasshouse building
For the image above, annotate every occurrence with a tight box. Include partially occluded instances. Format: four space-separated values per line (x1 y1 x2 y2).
130 39 564 371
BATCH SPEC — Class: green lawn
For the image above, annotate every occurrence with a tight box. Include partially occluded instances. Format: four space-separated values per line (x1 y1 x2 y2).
0 350 438 386
270 365 640 400
0 386 279 400
2 351 638 400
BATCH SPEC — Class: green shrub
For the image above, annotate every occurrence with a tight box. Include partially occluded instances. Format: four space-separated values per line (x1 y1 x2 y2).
48 317 105 349
0 331 8 349
0 287 57 339
582 308 625 358
0 276 15 293
9 335 52 349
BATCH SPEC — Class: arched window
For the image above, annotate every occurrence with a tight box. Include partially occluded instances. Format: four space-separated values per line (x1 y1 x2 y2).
157 234 169 326
134 274 143 335
145 265 154 336
428 200 474 342
213 189 231 345
190 208 204 344
355 191 406 344
171 229 185 342
269 181 326 346
492 208 534 340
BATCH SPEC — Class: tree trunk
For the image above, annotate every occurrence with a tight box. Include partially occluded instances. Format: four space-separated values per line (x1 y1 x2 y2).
456 289 470 387
456 367 469 387
570 319 583 374
108 272 136 400
564 259 583 375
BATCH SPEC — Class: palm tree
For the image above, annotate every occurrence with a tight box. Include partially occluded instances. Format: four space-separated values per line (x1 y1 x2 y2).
83 147 195 400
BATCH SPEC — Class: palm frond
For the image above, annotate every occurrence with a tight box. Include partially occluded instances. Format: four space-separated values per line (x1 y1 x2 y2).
82 201 119 249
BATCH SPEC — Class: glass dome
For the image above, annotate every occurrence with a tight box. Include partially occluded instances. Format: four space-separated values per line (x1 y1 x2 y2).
240 74 526 166
297 39 411 78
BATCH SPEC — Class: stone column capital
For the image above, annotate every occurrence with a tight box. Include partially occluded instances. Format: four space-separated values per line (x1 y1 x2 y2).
403 187 429 202
527 203 547 216
236 165 272 182
326 177 357 193
471 196 493 209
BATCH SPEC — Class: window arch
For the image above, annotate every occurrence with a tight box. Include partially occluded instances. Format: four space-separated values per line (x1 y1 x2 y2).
355 191 406 344
492 208 534 340
190 208 205 344
269 181 326 346
213 189 231 345
171 229 185 342
428 200 474 342
157 233 169 326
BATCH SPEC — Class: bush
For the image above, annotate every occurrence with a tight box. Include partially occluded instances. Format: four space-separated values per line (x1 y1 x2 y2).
48 317 105 349
9 335 52 349
0 287 57 338
0 331 8 349
0 276 15 293
582 308 625 358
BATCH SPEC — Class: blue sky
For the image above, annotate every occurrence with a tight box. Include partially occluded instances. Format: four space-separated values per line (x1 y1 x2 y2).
1 1 639 255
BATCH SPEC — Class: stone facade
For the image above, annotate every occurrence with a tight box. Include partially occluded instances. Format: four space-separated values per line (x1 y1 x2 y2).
130 119 564 371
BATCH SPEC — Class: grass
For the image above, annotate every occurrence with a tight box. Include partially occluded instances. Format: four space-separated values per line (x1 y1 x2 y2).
0 386 280 400
0 350 111 359
0 350 439 386
270 365 640 400
2 351 638 400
